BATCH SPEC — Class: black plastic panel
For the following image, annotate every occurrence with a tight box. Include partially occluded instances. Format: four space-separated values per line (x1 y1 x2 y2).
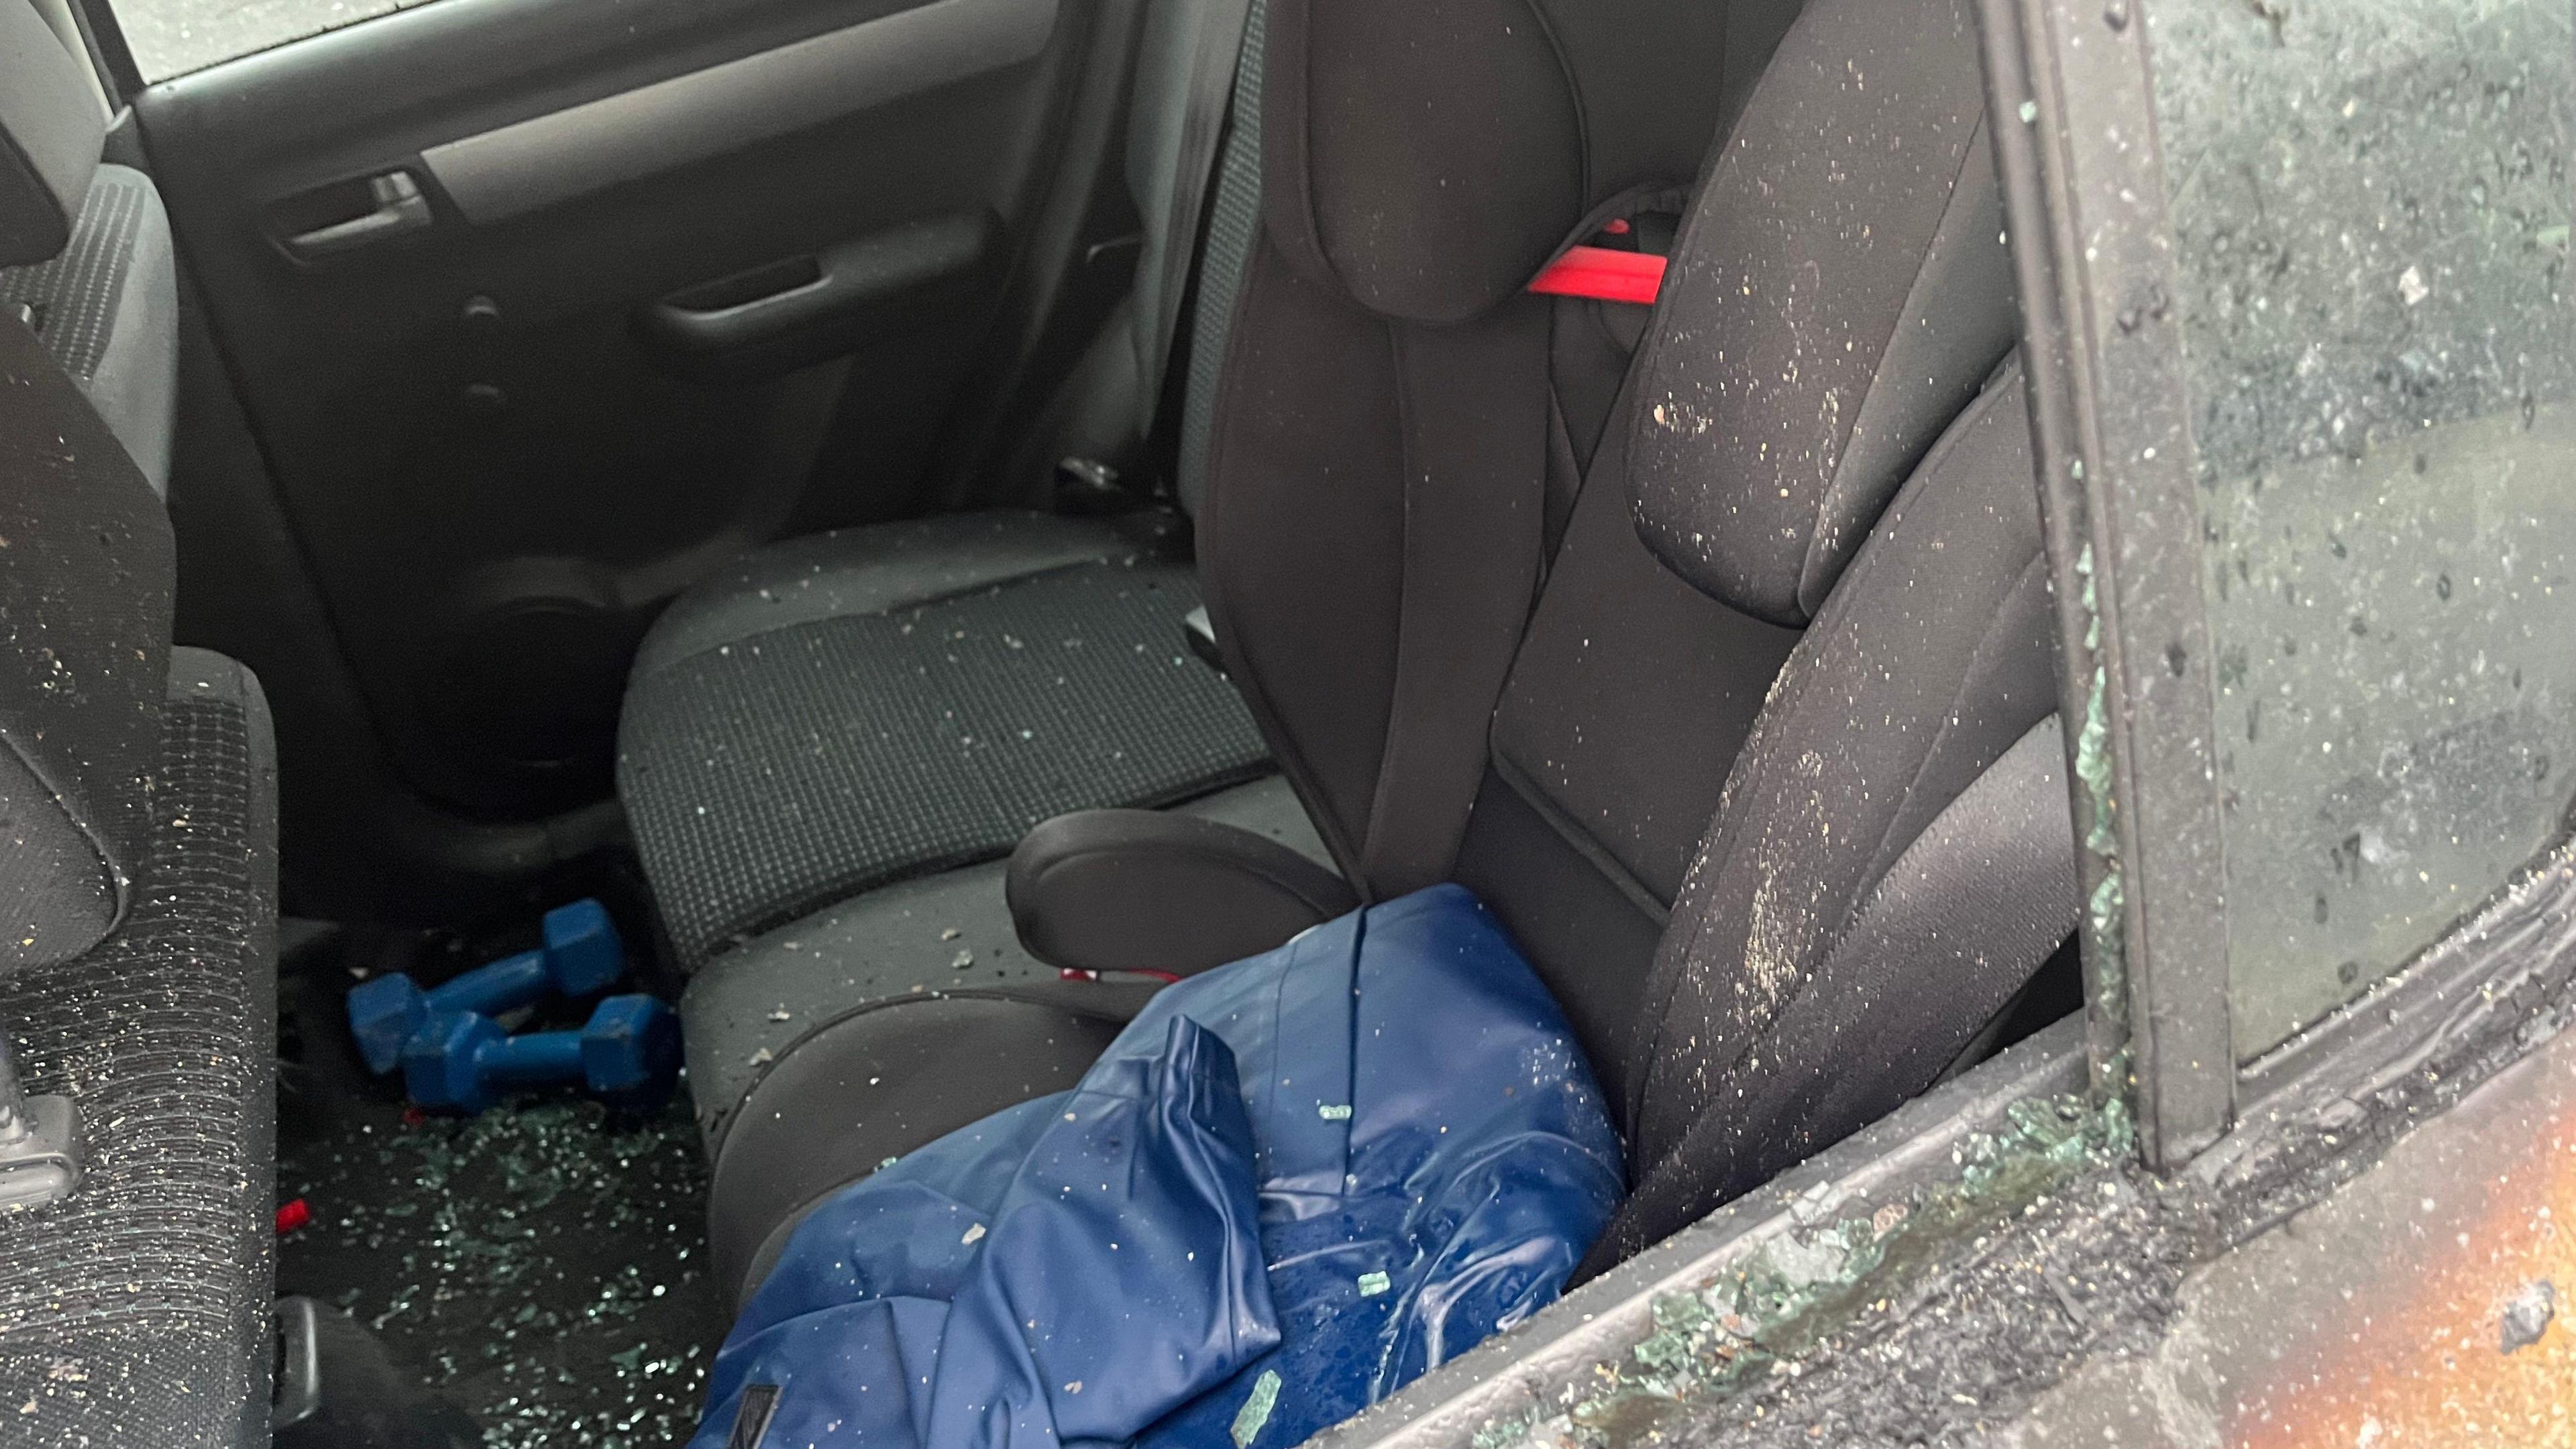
423 0 1059 224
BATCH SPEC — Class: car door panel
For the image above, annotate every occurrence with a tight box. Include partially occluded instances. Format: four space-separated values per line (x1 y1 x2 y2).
136 0 1104 819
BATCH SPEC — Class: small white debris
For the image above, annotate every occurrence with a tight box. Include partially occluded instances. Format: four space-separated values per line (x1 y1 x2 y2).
2399 265 2430 307
941 927 961 941
952 950 975 969
1356 1271 1391 1297
768 1010 792 1022
962 1223 987 1246
748 1047 774 1066
1064 1381 1082 1395
1317 1104 1352 1121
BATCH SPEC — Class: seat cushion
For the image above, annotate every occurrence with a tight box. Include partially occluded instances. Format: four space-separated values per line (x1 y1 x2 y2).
708 991 1138 1307
631 511 1138 676
0 649 278 1448
618 511 1273 968
688 772 1331 1299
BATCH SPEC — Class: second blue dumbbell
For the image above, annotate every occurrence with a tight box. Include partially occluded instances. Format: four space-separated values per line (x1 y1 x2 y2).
346 899 625 1075
401 995 682 1115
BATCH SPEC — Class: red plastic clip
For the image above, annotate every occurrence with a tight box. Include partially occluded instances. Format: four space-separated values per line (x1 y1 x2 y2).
1529 245 1666 305
275 1197 312 1235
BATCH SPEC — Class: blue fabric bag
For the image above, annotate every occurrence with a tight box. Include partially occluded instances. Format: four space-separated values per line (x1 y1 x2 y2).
690 884 1623 1449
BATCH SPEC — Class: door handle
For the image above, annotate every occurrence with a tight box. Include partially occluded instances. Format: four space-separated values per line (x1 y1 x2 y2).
281 171 432 260
637 212 998 380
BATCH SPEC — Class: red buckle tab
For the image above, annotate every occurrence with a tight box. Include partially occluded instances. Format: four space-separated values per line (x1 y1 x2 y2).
1529 245 1665 305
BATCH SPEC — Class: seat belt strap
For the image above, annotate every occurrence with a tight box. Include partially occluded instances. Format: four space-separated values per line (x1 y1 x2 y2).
1132 0 1258 441
1529 245 1667 305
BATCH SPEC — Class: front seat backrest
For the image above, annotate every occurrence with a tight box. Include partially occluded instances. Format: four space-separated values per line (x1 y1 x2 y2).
1585 0 2074 1266
1199 0 1733 900
1445 0 2026 1113
0 310 174 970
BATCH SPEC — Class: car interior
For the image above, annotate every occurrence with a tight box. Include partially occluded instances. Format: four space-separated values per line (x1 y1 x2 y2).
0 0 2094 1440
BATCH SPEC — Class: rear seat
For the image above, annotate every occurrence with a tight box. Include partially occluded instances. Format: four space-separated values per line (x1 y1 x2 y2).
681 0 2070 1318
0 13 280 1440
680 0 1747 1298
614 0 1285 973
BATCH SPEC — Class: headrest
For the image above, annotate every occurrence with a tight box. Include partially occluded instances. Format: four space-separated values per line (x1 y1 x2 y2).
0 0 103 269
1261 0 1729 325
0 314 174 971
1625 0 2019 627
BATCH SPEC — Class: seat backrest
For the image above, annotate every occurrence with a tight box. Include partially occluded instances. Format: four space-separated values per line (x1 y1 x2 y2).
1489 0 2073 1269
1196 0 1744 901
0 307 174 974
1464 0 2025 1078
1200 0 2075 1271
0 0 182 493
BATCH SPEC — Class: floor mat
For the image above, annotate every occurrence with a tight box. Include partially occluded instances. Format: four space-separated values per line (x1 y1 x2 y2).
277 929 723 1448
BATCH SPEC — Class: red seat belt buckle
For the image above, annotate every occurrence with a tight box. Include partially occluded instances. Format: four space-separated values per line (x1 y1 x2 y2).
1529 245 1666 305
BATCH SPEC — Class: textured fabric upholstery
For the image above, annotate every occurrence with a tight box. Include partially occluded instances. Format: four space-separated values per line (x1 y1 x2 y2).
679 772 1325 1148
1625 0 2013 625
0 650 280 1448
1201 0 1743 901
687 775 1326 1296
1124 0 1255 441
621 549 1269 967
0 166 182 494
0 311 172 972
1173 0 1269 516
629 511 1132 676
1260 0 1728 325
614 0 1285 963
1593 368 2066 1268
709 993 1136 1307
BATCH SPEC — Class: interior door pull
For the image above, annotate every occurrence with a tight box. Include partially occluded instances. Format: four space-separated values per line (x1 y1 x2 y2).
283 171 431 259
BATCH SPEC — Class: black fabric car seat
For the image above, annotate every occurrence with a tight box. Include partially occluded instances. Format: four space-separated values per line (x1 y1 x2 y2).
0 25 282 1436
1203 0 2070 1273
699 0 2078 1309
686 0 1752 1302
615 0 1285 974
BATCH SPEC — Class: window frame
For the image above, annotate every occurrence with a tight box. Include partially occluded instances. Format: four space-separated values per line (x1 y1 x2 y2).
1977 0 2235 1169
1982 0 2576 1165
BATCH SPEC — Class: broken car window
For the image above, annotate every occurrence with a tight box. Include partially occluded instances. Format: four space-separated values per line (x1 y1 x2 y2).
2147 0 2576 1059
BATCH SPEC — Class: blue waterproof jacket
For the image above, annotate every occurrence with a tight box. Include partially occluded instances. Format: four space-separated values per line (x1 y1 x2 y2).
690 884 1622 1449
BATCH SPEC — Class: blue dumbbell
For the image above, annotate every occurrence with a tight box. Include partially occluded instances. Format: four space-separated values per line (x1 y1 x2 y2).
400 994 682 1116
346 899 625 1075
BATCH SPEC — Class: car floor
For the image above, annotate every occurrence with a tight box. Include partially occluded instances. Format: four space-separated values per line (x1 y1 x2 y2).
276 928 724 1449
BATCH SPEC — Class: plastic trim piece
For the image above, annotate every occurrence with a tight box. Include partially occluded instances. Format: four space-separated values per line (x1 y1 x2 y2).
420 0 1062 226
